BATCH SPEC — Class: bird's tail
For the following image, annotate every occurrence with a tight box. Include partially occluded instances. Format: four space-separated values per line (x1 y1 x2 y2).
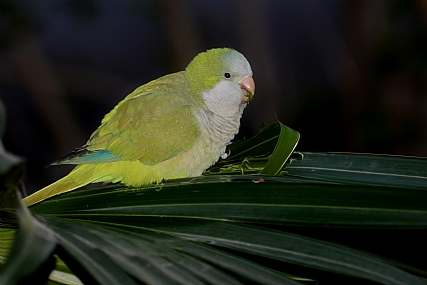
23 165 99 207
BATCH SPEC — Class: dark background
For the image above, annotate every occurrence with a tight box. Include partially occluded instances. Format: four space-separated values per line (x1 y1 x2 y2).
1 0 427 195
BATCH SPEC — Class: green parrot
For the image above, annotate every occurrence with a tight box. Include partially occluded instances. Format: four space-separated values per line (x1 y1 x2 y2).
23 48 255 206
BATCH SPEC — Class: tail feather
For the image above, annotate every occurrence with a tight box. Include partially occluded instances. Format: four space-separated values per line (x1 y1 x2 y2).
23 165 98 207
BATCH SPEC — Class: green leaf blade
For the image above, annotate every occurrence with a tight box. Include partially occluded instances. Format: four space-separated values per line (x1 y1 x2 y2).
32 178 427 228
261 122 300 176
287 152 427 189
54 217 424 285
0 201 56 285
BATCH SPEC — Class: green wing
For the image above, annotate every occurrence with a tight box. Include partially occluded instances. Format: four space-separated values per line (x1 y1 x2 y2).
86 72 200 166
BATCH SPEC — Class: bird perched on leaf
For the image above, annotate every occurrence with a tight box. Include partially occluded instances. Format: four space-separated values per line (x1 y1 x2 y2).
24 48 255 206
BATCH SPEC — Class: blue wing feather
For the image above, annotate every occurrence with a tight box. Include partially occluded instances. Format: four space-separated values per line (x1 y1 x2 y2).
51 148 120 165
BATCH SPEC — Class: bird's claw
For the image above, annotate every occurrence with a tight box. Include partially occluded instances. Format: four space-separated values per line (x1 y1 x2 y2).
221 150 231 159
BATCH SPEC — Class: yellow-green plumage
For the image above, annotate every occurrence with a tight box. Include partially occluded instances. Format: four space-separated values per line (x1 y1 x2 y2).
24 48 254 206
88 72 200 165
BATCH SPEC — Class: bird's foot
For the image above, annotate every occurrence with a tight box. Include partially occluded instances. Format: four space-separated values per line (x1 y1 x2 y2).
221 150 231 159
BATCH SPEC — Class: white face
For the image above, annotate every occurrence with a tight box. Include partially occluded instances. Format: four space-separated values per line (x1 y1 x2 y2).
202 52 253 117
223 51 253 79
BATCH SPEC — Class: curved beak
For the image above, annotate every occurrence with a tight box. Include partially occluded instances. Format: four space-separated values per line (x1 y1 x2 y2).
239 75 255 103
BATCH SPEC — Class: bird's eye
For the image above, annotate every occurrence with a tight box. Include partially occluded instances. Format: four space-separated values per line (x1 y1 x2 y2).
223 72 231 79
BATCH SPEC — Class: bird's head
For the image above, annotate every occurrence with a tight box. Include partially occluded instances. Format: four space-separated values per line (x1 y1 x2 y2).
185 48 255 114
